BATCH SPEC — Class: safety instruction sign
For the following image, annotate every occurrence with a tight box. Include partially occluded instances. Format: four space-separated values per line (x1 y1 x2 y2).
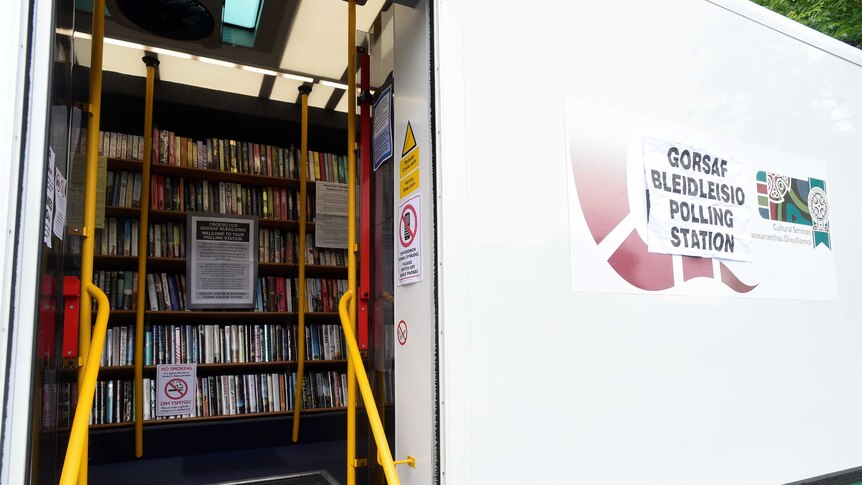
156 364 196 416
398 194 422 285
399 122 420 199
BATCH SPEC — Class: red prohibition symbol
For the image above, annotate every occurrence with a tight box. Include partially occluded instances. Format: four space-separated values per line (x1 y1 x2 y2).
165 378 189 400
397 320 408 346
399 204 418 248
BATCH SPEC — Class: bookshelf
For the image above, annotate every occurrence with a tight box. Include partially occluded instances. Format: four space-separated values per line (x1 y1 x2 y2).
57 129 352 434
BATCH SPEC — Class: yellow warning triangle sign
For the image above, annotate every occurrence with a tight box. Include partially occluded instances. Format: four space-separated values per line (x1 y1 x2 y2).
402 121 417 157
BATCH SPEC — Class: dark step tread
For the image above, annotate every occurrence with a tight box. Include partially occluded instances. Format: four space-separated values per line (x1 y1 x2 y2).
209 471 337 485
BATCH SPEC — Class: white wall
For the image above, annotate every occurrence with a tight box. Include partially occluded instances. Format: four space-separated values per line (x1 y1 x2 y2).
393 1 437 483
436 0 862 483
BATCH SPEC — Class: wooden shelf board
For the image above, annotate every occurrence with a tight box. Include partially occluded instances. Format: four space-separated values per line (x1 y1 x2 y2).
95 360 347 372
108 158 302 189
92 254 343 277
96 310 340 322
103 206 140 218
83 407 347 430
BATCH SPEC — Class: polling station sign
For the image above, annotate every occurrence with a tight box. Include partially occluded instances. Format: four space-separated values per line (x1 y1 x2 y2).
643 137 753 262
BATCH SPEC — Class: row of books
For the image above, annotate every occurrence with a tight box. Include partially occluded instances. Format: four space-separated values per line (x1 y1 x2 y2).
106 171 143 209
73 129 146 161
154 129 298 179
99 321 347 367
96 270 138 311
53 382 78 429
151 175 308 222
142 370 348 420
303 233 347 267
143 323 346 366
95 218 139 257
97 217 347 267
97 216 346 267
260 228 297 264
149 221 186 258
90 379 134 425
306 151 348 184
54 369 349 426
147 323 293 365
101 325 135 367
79 129 349 186
146 273 187 311
152 129 348 185
305 278 348 313
146 274 333 313
256 276 295 313
100 273 346 313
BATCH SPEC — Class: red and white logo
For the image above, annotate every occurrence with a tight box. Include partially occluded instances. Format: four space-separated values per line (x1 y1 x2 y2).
569 129 756 293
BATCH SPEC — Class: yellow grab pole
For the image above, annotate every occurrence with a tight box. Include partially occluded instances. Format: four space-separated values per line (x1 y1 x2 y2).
292 84 311 442
346 0 358 483
77 1 106 482
135 55 159 458
61 285 111 485
339 291 401 485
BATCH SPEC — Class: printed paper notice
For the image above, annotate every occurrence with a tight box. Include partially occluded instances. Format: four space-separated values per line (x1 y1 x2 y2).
397 194 422 285
52 166 67 241
373 85 394 171
43 148 55 248
643 137 753 261
156 364 196 416
67 153 107 229
315 182 348 249
187 214 258 309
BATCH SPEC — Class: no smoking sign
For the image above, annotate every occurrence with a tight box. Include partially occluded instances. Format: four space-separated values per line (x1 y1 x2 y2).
156 364 196 417
397 195 422 285
397 320 408 346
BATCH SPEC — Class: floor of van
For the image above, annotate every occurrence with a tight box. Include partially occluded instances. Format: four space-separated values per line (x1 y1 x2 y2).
89 440 346 485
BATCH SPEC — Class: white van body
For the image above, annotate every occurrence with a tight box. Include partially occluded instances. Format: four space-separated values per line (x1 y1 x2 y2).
435 1 862 483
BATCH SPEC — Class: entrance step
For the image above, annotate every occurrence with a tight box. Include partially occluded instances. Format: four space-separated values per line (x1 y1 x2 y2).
209 471 338 485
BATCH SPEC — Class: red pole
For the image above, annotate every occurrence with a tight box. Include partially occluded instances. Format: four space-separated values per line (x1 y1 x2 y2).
358 48 372 350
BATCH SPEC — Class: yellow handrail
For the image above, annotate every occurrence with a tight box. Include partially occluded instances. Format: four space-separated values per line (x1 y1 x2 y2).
59 283 110 485
338 290 402 484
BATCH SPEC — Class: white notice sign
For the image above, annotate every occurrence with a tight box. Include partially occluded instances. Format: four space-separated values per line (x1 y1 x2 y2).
643 137 753 261
315 182 348 249
187 214 258 309
52 166 67 241
156 364 196 416
373 85 394 171
397 194 422 285
43 148 55 248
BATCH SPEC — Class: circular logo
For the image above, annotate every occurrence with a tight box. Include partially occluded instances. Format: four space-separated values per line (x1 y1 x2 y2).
808 187 829 231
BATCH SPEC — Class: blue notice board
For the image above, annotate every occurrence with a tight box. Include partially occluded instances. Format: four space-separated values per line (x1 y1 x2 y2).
372 85 394 171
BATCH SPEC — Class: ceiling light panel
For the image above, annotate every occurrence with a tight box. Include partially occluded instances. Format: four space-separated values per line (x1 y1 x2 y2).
279 0 386 79
307 85 335 110
74 36 148 78
269 76 305 104
157 54 264 97
334 94 348 114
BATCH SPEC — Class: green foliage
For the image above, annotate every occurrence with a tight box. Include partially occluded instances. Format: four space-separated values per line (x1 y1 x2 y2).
751 0 862 48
